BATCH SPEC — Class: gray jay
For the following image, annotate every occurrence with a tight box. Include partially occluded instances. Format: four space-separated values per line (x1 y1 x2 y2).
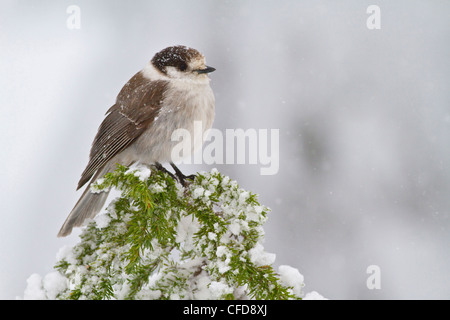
58 45 215 237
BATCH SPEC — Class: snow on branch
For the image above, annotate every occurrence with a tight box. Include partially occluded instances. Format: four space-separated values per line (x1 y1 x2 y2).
22 165 324 300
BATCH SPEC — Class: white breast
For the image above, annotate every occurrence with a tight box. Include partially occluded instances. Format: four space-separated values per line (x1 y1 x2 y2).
129 63 215 164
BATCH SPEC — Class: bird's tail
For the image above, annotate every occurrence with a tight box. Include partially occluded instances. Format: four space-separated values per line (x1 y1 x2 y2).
57 166 111 237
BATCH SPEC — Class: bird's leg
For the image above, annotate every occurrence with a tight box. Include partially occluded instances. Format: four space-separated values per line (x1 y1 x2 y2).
154 162 177 181
170 162 196 186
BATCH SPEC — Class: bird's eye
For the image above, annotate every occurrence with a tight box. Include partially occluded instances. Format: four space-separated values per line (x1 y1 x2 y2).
179 62 188 72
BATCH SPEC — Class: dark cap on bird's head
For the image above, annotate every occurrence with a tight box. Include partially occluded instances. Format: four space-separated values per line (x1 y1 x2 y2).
151 45 215 75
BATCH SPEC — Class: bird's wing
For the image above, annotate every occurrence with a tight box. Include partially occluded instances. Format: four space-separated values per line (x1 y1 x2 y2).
77 73 168 189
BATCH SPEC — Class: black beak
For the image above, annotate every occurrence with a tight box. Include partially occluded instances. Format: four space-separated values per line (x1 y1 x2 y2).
195 66 216 74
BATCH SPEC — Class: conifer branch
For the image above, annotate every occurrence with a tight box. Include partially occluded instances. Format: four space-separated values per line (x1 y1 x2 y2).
30 165 308 300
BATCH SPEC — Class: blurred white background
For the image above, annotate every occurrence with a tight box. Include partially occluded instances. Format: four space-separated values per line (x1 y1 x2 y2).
1 0 449 299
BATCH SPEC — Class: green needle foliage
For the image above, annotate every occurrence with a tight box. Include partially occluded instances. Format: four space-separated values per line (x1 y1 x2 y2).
53 165 302 300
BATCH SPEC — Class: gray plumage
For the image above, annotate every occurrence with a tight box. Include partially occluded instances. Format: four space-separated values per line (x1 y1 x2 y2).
58 46 215 237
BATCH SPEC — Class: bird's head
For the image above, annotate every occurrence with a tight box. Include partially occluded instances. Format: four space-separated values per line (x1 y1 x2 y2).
151 45 215 81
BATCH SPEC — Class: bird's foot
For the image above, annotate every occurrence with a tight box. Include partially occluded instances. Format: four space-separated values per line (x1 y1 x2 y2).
154 162 177 181
154 162 196 187
170 163 196 187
